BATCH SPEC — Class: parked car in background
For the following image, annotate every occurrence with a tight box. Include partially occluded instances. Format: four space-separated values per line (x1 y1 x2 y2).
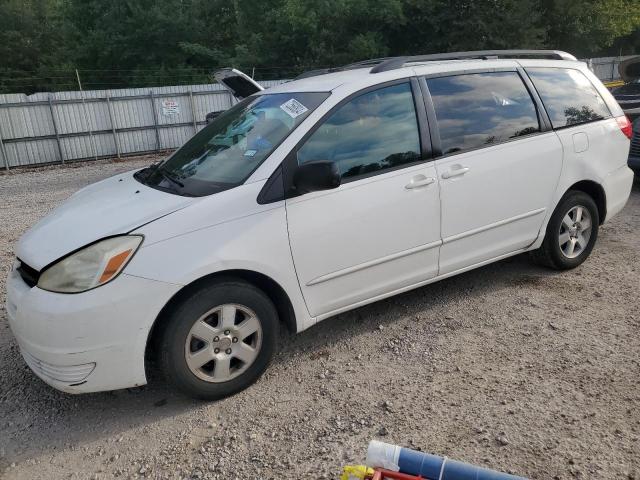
612 56 640 119
613 79 640 118
6 50 634 400
630 116 640 170
612 56 640 170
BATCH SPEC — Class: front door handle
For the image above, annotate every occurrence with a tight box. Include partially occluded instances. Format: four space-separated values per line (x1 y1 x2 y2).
441 166 470 179
405 175 435 189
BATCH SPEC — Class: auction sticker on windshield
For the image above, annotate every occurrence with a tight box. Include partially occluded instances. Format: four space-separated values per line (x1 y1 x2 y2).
280 98 308 118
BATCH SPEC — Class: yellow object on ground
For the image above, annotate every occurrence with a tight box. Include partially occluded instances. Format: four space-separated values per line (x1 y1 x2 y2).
604 80 625 88
341 465 374 480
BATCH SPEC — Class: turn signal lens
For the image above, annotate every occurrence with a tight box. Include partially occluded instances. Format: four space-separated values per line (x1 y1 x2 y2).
38 236 143 293
616 115 633 140
98 249 134 283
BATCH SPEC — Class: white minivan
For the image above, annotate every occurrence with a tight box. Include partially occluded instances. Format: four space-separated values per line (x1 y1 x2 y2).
6 51 634 399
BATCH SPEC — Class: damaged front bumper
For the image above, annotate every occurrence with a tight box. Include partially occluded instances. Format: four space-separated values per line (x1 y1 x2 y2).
5 263 180 393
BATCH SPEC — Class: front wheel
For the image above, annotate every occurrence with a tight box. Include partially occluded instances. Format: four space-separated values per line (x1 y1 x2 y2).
531 190 599 270
157 278 279 400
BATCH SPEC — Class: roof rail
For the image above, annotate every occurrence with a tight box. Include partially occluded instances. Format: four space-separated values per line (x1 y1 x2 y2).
293 50 577 80
370 50 577 73
295 59 390 79
295 68 337 80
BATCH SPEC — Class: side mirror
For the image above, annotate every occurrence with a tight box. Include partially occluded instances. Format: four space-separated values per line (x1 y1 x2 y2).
293 161 341 194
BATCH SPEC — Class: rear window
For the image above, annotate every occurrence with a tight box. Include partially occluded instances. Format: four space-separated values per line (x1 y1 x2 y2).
526 68 611 129
426 72 540 155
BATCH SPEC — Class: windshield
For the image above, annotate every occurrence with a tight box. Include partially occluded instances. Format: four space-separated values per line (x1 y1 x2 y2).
136 91 329 196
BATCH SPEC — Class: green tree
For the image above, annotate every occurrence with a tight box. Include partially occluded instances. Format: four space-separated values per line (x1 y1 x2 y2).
1 0 640 94
227 0 405 73
393 0 546 55
0 0 69 92
541 0 640 55
60 0 213 88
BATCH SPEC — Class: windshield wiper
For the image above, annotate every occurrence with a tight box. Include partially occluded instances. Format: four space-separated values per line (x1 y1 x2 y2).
158 168 185 188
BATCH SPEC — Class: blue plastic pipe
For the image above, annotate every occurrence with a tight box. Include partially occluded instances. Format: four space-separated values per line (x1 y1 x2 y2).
366 441 527 480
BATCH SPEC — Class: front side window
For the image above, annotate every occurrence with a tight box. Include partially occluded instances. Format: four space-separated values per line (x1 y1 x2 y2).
427 72 541 155
297 83 421 181
138 92 329 196
527 68 611 129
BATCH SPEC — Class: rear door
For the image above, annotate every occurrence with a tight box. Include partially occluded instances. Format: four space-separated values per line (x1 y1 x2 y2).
422 70 563 274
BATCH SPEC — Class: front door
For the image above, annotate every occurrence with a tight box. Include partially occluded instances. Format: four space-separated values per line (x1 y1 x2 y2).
285 82 442 318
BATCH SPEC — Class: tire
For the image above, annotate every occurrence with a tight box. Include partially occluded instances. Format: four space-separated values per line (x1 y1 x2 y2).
157 278 279 400
531 190 599 270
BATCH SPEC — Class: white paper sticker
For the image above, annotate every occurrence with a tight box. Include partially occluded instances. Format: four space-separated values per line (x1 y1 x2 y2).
161 100 180 116
280 98 308 118
244 149 257 157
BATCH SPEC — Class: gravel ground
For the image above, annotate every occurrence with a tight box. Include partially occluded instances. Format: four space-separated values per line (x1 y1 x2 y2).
0 157 639 480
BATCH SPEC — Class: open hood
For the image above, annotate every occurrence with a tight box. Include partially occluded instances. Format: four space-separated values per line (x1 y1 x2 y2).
214 68 264 100
619 56 640 83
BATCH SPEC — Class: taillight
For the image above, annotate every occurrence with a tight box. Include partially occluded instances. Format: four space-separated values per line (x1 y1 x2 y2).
616 115 633 140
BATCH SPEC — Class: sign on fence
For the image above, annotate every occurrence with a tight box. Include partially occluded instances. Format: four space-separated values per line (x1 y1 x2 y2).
161 99 180 116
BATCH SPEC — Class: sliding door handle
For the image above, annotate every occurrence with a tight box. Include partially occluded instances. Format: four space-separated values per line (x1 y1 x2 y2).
441 166 470 179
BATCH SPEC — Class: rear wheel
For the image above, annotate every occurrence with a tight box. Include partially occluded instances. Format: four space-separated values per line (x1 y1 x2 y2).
531 190 599 270
157 278 278 400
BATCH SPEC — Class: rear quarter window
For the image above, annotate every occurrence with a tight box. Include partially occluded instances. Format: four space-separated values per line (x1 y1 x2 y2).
526 68 611 129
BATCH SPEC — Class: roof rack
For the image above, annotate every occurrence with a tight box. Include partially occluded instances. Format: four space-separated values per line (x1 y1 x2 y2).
369 50 577 73
294 50 577 79
295 58 392 79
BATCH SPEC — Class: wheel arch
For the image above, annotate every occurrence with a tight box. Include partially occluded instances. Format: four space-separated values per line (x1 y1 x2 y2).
566 180 606 224
144 269 297 374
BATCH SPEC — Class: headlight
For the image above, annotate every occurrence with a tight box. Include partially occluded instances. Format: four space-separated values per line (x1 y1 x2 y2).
38 236 143 293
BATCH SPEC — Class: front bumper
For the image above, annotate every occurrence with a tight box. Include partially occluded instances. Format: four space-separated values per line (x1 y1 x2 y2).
5 266 180 393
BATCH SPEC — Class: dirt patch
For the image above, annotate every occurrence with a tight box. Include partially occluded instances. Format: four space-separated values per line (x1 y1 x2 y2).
0 161 638 479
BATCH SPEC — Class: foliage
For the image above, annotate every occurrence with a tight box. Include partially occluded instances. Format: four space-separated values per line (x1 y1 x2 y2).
0 0 639 93
541 0 640 54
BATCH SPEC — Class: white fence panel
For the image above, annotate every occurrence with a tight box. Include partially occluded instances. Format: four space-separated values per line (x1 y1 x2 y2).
586 55 636 81
0 80 287 169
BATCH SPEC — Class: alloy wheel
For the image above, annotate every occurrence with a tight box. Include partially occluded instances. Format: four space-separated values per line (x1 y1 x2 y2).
184 304 262 383
558 205 593 259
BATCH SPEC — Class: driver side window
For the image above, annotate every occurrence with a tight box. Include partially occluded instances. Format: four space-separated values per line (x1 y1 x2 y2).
297 82 422 181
